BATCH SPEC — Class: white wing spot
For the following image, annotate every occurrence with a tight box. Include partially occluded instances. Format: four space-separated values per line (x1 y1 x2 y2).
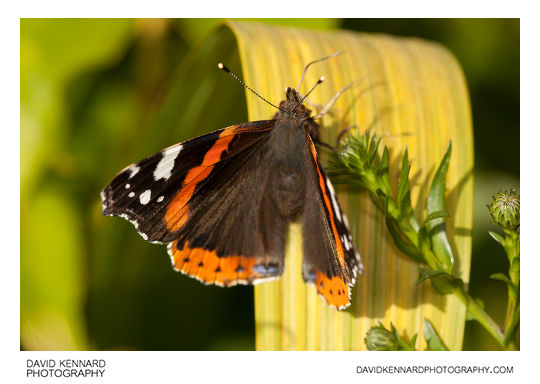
139 189 151 205
326 179 342 222
125 183 130 189
342 235 352 250
157 196 164 203
154 145 183 181
128 166 140 179
128 192 135 198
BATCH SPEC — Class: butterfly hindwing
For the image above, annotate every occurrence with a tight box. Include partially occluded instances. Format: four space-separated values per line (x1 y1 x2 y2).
101 120 274 244
302 135 363 309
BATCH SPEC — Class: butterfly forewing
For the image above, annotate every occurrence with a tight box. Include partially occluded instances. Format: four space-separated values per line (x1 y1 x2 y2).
101 121 274 243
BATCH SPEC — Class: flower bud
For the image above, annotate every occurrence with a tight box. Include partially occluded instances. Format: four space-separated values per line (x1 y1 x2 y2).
364 324 399 351
488 189 520 231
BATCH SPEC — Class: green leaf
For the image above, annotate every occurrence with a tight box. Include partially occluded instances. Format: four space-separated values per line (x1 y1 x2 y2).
490 273 512 286
397 148 412 213
376 147 393 197
417 226 432 251
410 333 418 350
426 142 454 272
386 217 424 261
423 318 449 351
417 267 445 285
431 274 464 294
390 323 415 351
417 267 463 294
422 211 450 227
488 231 506 246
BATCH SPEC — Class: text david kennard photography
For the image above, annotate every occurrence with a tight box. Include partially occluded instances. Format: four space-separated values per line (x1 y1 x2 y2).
26 359 106 378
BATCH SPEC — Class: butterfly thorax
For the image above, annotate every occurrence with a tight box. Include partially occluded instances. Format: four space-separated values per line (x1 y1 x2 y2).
265 88 318 221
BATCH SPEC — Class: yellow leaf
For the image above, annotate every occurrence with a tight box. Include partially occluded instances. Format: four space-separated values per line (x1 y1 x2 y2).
223 21 474 351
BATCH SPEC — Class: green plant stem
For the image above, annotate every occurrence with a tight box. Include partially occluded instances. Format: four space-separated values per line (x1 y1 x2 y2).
453 287 507 348
503 231 520 347
504 282 519 345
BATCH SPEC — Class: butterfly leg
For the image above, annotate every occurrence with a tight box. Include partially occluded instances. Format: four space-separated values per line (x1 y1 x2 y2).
312 82 354 120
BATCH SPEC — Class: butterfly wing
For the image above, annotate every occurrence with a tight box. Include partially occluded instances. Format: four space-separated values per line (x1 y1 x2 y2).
166 124 301 286
302 135 364 309
101 120 274 243
102 120 289 286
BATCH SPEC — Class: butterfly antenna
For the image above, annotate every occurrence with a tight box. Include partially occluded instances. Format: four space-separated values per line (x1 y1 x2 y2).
292 77 325 113
296 51 343 92
218 63 285 112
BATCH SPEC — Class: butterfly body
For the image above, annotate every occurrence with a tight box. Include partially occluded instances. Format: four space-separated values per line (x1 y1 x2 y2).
101 85 363 309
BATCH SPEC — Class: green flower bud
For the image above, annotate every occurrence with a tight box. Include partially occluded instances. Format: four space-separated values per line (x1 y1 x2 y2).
488 190 520 231
364 324 399 351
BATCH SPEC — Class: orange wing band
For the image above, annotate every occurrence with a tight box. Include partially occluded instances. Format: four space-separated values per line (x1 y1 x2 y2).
164 131 236 232
169 241 258 286
307 138 346 269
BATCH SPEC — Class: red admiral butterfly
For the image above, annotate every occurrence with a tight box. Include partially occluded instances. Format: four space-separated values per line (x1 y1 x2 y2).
101 54 363 309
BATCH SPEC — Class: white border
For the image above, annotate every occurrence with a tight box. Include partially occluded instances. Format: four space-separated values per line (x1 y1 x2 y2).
6 2 537 383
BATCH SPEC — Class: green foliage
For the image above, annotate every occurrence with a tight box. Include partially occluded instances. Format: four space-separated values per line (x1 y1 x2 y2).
20 19 254 351
331 133 455 275
21 186 88 349
423 319 449 351
21 19 133 350
332 131 519 350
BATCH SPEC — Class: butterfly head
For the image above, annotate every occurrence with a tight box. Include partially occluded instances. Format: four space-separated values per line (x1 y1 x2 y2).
273 87 320 139
276 87 310 118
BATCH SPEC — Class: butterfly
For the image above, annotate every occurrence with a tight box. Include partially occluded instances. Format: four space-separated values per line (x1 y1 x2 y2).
101 54 363 309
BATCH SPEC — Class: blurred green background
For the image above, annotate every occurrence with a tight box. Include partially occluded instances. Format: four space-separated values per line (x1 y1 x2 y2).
20 19 519 350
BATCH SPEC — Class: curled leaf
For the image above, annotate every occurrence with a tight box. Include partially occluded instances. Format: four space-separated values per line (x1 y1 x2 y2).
426 142 454 272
